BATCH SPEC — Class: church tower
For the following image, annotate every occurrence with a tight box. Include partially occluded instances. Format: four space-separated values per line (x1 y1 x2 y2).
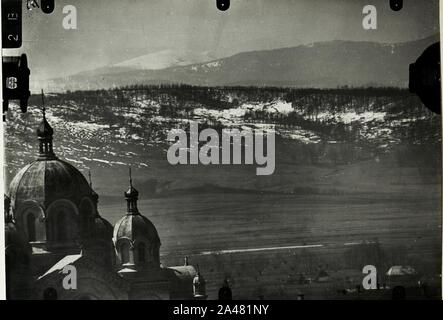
113 169 161 271
7 107 97 269
80 171 115 269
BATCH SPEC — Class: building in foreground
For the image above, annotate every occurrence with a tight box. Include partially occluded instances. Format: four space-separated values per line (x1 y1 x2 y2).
5 111 206 300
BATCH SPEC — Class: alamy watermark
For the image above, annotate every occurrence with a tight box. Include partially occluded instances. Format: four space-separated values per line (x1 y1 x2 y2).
167 122 275 176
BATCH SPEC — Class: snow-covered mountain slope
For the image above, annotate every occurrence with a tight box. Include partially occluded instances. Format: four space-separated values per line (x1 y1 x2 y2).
113 49 215 70
42 35 438 92
5 87 441 198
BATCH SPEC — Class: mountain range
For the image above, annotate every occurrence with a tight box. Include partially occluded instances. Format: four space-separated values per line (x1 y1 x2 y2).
40 35 439 92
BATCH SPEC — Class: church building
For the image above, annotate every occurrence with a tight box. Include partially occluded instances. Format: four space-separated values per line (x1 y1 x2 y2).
4 110 207 300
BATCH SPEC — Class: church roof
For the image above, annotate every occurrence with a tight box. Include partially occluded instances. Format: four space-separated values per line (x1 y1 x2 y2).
37 115 54 139
114 170 161 246
91 214 114 240
168 265 198 281
8 159 93 209
8 110 93 209
113 213 161 245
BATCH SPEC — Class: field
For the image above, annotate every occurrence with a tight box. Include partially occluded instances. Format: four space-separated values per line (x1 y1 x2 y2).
99 160 441 300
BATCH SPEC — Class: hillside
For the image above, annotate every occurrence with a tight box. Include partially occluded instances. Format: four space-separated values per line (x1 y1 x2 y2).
5 86 441 200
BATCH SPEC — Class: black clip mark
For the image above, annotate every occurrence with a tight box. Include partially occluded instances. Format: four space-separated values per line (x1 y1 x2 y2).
409 42 441 114
216 0 230 11
2 54 30 117
41 0 55 14
2 0 22 48
389 0 403 11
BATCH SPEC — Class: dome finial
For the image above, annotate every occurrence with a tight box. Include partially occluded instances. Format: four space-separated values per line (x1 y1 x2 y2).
88 170 92 188
41 89 46 119
124 167 139 214
37 89 56 160
88 170 99 204
129 167 133 187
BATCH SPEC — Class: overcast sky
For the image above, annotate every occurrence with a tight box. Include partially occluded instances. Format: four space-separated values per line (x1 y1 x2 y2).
4 0 439 82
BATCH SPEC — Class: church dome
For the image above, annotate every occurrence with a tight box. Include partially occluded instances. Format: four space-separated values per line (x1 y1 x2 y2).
113 173 160 245
7 109 96 253
8 159 92 210
114 214 160 245
113 172 161 269
8 109 92 210
92 214 114 240
83 211 116 268
85 171 110 240
193 270 207 299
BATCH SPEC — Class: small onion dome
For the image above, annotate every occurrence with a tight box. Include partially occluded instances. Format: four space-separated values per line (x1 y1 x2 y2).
193 270 207 299
114 170 160 267
36 115 54 139
91 214 113 241
113 213 160 246
193 272 206 286
125 185 139 201
115 174 160 245
82 212 115 268
124 170 140 214
36 110 56 160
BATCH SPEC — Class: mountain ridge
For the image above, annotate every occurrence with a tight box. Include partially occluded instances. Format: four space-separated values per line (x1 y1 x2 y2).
40 35 439 92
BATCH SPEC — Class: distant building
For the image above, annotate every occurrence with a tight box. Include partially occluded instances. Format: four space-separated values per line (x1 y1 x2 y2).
5 111 205 300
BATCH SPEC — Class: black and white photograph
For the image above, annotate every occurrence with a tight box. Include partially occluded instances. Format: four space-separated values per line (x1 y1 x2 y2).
1 0 442 301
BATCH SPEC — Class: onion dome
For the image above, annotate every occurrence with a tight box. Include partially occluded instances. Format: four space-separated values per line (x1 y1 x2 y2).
36 107 55 160
218 277 232 300
9 160 92 210
80 172 115 268
7 108 96 254
37 112 54 137
8 110 92 210
124 169 139 214
113 170 161 269
86 171 113 241
91 215 113 240
113 213 161 245
193 266 207 299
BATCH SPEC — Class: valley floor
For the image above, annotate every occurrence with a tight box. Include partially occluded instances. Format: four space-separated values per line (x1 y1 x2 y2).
101 192 441 300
